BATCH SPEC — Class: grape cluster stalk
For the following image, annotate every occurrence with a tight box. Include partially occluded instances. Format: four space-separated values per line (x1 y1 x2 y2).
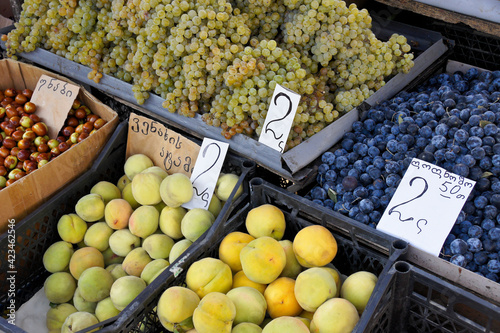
3 0 414 150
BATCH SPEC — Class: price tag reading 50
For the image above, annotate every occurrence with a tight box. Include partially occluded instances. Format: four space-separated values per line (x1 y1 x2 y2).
258 84 301 153
183 138 229 210
377 158 476 256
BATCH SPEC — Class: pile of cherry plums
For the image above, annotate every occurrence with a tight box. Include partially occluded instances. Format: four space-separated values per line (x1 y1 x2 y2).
0 87 107 189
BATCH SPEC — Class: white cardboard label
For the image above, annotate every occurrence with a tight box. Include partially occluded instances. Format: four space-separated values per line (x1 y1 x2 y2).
30 75 79 138
377 158 476 256
183 138 229 210
128 113 199 176
258 84 301 153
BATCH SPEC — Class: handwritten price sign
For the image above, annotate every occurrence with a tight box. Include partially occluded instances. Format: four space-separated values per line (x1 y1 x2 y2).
258 84 301 153
183 138 229 210
377 158 476 256
127 113 200 175
30 75 80 138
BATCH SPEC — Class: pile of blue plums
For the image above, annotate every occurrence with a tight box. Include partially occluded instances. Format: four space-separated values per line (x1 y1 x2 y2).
305 67 500 282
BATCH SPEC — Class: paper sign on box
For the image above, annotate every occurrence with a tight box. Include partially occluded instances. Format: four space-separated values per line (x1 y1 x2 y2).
183 138 229 210
30 74 79 139
258 83 301 153
377 158 476 256
126 113 200 176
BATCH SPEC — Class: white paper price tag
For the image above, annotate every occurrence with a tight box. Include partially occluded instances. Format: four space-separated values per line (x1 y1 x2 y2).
30 75 79 138
258 84 301 153
183 138 229 210
377 158 476 256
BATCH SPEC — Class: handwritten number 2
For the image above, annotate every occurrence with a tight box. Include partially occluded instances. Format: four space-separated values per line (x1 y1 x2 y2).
265 92 292 152
192 143 221 183
192 143 221 206
388 176 428 223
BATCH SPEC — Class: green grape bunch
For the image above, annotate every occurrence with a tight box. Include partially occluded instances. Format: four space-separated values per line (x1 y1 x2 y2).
3 0 415 151
203 39 337 149
280 0 414 113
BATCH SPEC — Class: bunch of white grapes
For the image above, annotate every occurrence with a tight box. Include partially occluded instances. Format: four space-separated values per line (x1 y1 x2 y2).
3 0 414 150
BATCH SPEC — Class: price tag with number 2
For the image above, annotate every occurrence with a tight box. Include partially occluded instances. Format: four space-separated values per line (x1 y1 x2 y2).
183 138 229 210
258 84 301 153
377 158 476 256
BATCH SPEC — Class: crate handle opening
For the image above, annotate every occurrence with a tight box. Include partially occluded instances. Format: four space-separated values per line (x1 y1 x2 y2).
392 239 409 254
394 261 411 274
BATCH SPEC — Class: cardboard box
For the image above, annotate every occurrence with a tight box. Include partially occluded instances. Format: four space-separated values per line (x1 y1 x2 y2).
0 59 118 233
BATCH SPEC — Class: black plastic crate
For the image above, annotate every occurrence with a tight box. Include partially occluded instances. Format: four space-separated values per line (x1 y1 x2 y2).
0 118 256 332
427 22 500 72
250 178 410 333
372 261 500 332
68 177 408 333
